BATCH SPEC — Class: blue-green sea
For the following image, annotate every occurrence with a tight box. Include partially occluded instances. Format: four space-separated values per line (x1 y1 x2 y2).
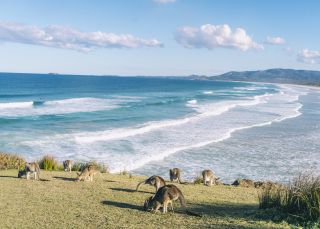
0 73 319 183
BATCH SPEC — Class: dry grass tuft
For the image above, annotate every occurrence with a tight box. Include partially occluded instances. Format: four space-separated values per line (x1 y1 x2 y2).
0 152 26 170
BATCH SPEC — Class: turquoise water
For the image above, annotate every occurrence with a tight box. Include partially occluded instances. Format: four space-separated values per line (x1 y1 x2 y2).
0 73 319 183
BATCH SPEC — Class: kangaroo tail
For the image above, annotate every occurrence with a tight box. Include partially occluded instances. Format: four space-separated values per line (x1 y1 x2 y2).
136 180 146 191
179 194 187 208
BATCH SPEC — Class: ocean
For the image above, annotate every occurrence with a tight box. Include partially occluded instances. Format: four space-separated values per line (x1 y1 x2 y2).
0 73 319 183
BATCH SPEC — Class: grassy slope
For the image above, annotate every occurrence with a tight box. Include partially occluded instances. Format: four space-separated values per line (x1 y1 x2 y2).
0 170 291 229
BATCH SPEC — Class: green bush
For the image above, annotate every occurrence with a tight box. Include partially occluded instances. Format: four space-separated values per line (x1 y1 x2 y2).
259 173 320 223
71 162 86 171
0 152 26 170
193 176 204 185
72 161 109 173
38 155 59 171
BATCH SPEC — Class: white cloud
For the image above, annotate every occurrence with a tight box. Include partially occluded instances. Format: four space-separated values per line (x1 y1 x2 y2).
297 49 320 64
153 0 176 3
175 24 263 51
0 21 162 52
265 36 286 45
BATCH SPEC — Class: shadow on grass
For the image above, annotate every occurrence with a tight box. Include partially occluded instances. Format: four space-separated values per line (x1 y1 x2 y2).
110 187 154 194
187 202 258 218
105 180 116 183
53 176 77 181
39 178 50 182
0 175 50 182
101 200 142 211
0 175 19 179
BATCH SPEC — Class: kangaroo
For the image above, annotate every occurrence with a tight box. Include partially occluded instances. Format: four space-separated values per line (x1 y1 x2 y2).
169 168 182 183
202 169 219 186
63 160 72 172
18 162 40 180
144 184 186 213
76 165 99 182
136 175 166 192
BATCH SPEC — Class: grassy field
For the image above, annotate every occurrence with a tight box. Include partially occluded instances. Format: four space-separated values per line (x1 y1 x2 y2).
0 170 292 228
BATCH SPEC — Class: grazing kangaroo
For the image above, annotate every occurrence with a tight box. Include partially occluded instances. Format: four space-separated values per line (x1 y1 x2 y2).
144 184 186 213
136 175 166 192
18 162 40 180
202 169 218 186
169 168 182 183
76 165 99 182
63 160 72 172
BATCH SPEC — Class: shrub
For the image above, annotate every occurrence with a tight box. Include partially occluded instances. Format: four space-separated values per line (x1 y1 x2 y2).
71 162 86 172
0 152 26 170
193 176 203 185
72 161 109 173
38 155 59 171
259 173 320 223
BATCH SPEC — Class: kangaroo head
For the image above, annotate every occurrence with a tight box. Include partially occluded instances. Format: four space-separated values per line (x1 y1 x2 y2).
76 172 82 181
18 170 25 178
143 196 153 211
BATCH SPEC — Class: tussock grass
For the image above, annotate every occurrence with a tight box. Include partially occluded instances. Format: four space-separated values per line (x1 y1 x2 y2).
71 161 86 171
0 152 26 170
38 155 59 171
259 173 320 224
72 161 109 173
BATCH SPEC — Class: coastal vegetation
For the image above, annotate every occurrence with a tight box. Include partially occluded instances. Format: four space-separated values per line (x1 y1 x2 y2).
259 173 320 225
207 68 320 86
0 169 291 229
0 152 25 170
0 154 319 228
38 155 59 171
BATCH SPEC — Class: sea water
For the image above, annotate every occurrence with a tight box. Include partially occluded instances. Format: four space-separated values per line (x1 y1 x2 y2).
0 73 319 183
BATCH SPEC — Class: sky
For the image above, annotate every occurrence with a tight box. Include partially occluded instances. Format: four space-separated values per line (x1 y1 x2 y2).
0 0 320 76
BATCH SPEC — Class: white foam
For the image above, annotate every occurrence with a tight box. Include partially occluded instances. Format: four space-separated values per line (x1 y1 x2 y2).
234 86 270 91
0 101 33 109
0 97 130 117
187 99 197 105
202 91 213 94
122 102 304 172
17 85 309 174
74 94 272 144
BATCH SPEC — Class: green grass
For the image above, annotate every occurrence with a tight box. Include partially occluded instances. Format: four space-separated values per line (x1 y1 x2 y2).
0 170 292 228
259 173 320 225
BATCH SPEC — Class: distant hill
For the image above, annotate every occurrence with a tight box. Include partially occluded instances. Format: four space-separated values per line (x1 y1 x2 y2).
207 69 320 86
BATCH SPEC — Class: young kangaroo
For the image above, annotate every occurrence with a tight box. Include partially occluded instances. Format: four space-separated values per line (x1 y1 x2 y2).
136 175 166 192
76 165 99 182
63 160 72 172
202 169 218 186
169 168 182 183
143 184 186 213
18 162 40 180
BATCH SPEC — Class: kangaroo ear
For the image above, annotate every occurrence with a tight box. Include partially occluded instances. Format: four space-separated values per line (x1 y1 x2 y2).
77 172 80 176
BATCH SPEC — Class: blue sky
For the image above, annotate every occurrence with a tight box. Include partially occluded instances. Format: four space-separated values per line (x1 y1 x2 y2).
0 0 319 76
